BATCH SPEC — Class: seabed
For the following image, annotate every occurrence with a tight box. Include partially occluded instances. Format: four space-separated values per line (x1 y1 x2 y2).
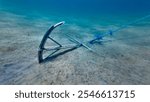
0 10 150 85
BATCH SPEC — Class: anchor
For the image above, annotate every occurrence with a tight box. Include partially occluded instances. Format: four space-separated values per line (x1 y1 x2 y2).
38 14 150 63
38 21 94 63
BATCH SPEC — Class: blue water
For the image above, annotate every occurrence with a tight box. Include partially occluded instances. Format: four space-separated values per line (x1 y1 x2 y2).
1 0 150 13
0 0 150 29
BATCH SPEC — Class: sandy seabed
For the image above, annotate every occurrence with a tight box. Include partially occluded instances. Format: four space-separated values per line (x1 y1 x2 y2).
0 11 150 85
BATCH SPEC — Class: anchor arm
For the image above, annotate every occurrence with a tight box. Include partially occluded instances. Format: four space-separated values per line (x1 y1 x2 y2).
38 21 65 63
